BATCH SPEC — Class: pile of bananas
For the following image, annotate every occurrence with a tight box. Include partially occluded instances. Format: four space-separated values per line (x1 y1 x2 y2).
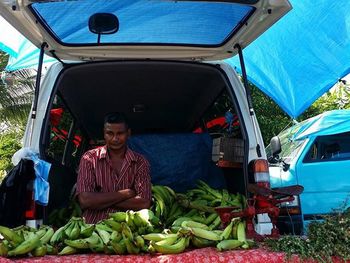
0 181 253 257
0 224 57 257
47 199 82 227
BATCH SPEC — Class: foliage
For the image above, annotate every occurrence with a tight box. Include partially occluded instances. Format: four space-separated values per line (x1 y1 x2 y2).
265 207 350 262
0 129 23 181
0 51 34 130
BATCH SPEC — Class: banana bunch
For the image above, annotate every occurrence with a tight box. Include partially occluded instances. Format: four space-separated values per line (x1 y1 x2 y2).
0 224 56 257
48 199 82 228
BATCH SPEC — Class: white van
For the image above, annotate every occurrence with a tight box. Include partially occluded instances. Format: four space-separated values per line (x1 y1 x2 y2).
0 0 291 231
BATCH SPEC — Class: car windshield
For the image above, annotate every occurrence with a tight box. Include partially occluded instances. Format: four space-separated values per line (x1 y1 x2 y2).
266 122 307 163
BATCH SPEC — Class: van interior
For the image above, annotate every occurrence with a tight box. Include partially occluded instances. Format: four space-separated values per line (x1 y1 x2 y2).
42 61 248 215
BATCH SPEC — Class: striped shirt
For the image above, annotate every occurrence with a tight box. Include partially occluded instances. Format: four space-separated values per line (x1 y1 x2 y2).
76 145 151 224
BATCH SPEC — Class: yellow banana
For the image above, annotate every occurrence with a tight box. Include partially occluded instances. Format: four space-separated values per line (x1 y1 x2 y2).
217 239 243 251
7 234 41 256
151 237 187 254
0 225 24 246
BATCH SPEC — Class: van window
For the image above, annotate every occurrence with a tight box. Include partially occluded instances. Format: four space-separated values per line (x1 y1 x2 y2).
194 90 240 137
304 131 350 162
47 95 84 167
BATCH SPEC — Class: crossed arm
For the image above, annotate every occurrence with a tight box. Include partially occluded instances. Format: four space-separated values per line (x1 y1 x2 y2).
78 190 151 211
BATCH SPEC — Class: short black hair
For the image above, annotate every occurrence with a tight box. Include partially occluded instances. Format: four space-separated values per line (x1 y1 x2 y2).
104 112 129 128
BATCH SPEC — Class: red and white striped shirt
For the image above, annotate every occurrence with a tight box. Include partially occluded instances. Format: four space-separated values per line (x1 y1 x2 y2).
76 146 151 224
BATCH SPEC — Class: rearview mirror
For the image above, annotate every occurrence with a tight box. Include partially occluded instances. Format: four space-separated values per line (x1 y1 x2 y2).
268 136 282 164
88 13 119 44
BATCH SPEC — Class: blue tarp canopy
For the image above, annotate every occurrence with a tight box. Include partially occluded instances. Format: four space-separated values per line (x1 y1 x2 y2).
291 110 350 141
1 0 350 118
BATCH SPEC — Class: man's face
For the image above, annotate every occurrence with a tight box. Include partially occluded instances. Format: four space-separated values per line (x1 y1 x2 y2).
104 122 130 151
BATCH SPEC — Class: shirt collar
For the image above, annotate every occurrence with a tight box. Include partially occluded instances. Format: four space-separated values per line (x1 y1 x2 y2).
99 145 136 162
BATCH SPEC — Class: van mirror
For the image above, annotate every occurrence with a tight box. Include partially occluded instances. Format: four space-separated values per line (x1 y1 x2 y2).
268 136 282 163
88 13 119 44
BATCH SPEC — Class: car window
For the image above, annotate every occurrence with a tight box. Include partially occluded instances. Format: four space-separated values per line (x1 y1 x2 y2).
304 131 350 162
194 90 241 138
46 95 85 167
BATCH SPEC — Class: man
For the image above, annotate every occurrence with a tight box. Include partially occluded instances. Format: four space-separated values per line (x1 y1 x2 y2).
76 112 151 224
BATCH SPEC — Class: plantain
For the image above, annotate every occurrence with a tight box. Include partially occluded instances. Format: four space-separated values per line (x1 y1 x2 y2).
0 225 24 247
151 237 188 254
142 233 178 242
191 236 216 248
124 237 140 254
64 232 100 249
110 239 126 255
103 219 122 232
221 220 234 240
58 245 78 255
109 211 126 222
0 242 9 257
190 227 221 241
40 227 55 244
7 234 41 256
134 235 145 248
217 239 243 251
31 245 47 257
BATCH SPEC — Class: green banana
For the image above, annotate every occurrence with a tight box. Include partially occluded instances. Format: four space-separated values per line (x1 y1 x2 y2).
209 215 221 230
190 215 207 224
137 209 160 226
96 228 111 245
45 244 58 255
134 235 145 248
35 227 48 239
221 221 234 240
217 239 243 251
163 185 177 199
50 225 65 244
152 185 172 204
191 236 216 248
124 237 140 254
190 227 221 241
155 234 179 246
64 221 75 239
31 245 47 257
69 221 81 240
104 245 115 254
110 231 122 243
58 245 78 255
88 234 105 253
0 242 9 257
205 213 218 225
0 225 24 246
237 222 246 242
40 227 54 244
181 220 209 230
154 201 162 219
95 222 113 233
64 232 100 249
151 237 188 254
132 213 145 228
80 224 95 238
142 233 178 242
110 239 127 254
125 210 136 229
7 234 41 256
172 217 193 227
153 192 167 218
109 211 126 222
121 222 133 240
104 219 122 232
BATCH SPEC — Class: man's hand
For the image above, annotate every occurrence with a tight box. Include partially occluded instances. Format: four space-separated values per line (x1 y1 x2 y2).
78 188 136 210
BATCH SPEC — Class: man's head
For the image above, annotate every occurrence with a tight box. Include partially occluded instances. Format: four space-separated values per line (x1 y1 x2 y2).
103 112 130 152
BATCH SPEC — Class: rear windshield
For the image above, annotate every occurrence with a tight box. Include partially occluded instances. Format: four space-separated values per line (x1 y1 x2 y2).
30 0 255 47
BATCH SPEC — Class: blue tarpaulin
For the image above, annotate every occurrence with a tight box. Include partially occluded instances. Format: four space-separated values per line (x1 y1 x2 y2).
1 1 350 118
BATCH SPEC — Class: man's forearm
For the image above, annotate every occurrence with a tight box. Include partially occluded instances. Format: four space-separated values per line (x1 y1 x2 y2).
78 190 135 210
114 196 151 211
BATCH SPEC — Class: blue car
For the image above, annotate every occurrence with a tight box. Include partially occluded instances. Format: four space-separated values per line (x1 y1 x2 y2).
267 110 350 234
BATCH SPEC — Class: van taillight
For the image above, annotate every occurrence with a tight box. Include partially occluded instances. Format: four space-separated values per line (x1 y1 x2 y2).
252 159 270 188
25 181 36 220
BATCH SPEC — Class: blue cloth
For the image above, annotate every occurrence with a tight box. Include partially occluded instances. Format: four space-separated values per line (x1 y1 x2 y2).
291 110 350 141
227 0 350 118
128 133 226 193
31 155 51 206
